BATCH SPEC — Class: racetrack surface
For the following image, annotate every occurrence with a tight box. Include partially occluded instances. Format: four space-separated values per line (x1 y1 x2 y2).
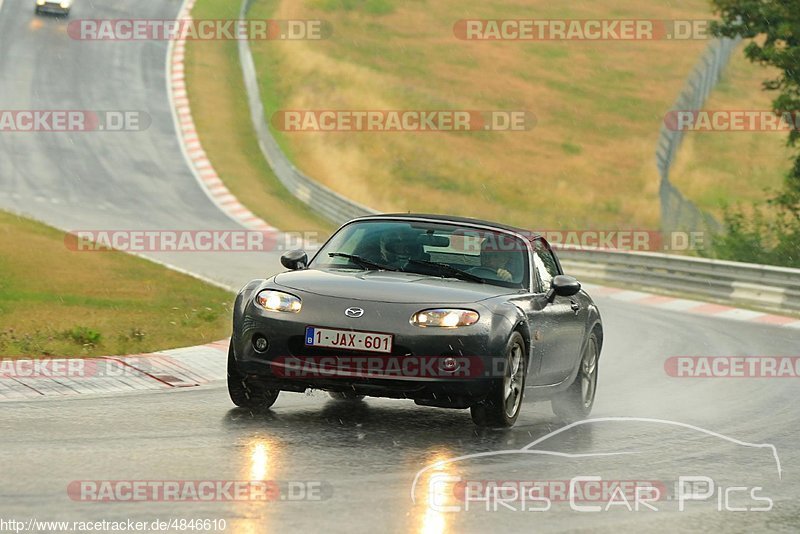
0 0 798 532
2 300 798 532
0 0 281 289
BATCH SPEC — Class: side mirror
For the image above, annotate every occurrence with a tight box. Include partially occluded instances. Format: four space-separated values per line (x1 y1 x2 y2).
281 249 308 270
548 275 581 300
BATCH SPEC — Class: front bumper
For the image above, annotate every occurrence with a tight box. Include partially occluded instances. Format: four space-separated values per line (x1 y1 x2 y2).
232 292 511 405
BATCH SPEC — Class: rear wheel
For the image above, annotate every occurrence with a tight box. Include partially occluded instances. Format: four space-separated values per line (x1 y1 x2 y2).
470 332 526 427
328 391 365 401
551 332 599 421
227 343 279 409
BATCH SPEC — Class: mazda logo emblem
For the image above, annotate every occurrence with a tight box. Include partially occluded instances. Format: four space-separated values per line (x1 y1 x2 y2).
344 307 364 318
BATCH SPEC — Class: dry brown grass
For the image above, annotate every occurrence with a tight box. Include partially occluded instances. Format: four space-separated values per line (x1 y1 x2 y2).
241 0 790 230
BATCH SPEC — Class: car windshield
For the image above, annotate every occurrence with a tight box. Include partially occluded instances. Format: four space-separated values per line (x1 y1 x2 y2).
310 219 530 289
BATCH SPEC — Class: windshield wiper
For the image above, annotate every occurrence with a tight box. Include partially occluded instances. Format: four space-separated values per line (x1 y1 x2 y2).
328 252 398 271
406 258 484 283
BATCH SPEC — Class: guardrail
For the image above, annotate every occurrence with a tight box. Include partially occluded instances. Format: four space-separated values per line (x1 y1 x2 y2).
558 248 800 314
237 0 377 225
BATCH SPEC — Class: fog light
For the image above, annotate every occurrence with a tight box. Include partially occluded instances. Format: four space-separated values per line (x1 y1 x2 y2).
252 335 269 353
440 356 459 373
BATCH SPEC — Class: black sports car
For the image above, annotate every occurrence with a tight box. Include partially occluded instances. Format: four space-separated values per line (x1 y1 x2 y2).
34 0 72 15
228 214 603 427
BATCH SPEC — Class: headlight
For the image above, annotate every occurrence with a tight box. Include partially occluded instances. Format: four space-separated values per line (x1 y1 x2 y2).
411 309 479 327
37 0 46 5
60 1 70 7
255 290 301 313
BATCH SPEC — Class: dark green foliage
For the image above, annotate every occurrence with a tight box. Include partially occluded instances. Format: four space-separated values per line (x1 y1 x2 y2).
708 0 800 265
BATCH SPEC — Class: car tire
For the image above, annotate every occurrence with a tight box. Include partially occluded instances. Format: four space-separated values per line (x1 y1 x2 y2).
227 343 279 409
328 391 365 401
551 332 599 421
470 331 526 427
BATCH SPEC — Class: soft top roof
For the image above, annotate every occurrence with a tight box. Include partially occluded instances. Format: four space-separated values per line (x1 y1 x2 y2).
351 213 541 241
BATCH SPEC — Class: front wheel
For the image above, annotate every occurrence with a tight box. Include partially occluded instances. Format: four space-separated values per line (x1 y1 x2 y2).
470 332 526 427
551 332 599 421
227 343 279 409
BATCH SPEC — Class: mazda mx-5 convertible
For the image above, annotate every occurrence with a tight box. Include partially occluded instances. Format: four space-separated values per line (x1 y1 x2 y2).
228 214 603 427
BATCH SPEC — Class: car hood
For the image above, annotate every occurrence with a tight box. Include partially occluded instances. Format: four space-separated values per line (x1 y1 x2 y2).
273 269 515 304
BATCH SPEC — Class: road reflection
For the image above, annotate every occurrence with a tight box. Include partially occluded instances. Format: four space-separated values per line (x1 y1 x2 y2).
415 452 457 534
222 399 573 531
235 437 279 533
249 440 271 481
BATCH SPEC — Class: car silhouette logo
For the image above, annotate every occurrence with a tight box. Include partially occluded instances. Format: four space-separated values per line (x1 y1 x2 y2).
344 307 365 318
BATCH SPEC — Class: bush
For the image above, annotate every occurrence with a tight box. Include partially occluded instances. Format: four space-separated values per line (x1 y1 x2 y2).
705 201 800 268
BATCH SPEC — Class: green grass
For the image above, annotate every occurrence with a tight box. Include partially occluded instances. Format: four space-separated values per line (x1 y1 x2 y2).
561 141 583 155
311 0 396 15
0 211 234 357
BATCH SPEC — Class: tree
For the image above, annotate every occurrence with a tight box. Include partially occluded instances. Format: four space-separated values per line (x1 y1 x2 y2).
706 0 800 266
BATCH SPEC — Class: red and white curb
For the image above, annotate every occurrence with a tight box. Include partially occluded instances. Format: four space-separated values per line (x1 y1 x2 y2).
0 340 229 401
584 283 800 329
168 0 275 234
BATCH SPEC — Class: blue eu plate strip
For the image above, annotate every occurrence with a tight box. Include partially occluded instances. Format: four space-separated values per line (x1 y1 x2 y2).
305 327 315 346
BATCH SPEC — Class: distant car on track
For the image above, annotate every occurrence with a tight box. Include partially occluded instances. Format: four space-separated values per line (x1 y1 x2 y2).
34 0 71 16
228 214 603 427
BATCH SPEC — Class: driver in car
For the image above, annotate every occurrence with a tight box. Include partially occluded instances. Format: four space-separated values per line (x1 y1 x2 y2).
480 240 518 282
378 228 418 267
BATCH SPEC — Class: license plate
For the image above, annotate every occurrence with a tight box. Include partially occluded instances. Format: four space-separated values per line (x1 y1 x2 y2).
305 327 393 354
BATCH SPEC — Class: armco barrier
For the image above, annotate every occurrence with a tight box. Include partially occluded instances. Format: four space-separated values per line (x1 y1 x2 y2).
558 248 800 314
237 0 377 225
